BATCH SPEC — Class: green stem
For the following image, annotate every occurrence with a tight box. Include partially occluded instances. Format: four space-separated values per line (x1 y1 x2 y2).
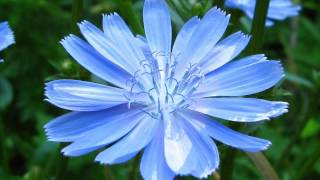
72 0 83 34
221 1 270 178
71 0 86 78
103 166 115 180
129 154 140 180
246 152 280 180
55 144 69 180
220 123 240 180
220 150 238 180
118 0 144 35
247 0 270 54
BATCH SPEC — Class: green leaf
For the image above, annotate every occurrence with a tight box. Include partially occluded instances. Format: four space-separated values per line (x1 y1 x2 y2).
247 0 270 54
0 76 13 110
23 166 44 180
285 73 314 89
300 117 320 139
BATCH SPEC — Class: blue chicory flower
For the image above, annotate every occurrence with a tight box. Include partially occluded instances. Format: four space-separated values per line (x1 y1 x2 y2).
44 0 288 179
0 21 14 62
225 0 301 26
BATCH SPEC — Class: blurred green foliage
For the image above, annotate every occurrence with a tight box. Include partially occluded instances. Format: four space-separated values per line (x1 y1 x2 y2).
0 0 319 179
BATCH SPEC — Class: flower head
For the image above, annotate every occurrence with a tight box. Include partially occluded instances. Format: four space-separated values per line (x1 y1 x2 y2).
0 21 14 62
45 0 288 179
225 0 301 26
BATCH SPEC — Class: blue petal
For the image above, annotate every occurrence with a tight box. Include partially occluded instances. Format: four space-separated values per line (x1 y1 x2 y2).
140 124 175 180
0 21 14 62
224 0 244 8
163 114 219 178
209 54 266 71
78 19 141 75
199 31 251 74
195 56 284 97
83 14 153 90
134 35 159 66
172 17 200 57
61 35 132 89
45 104 143 142
189 98 288 122
225 0 300 27
135 35 152 58
143 0 172 70
266 20 275 27
181 110 271 152
266 1 301 26
0 21 14 52
174 7 230 79
62 108 146 156
103 14 149 70
45 80 128 111
268 0 301 20
95 117 159 165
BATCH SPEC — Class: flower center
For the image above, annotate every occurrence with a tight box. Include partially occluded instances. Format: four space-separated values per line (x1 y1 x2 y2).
125 52 204 120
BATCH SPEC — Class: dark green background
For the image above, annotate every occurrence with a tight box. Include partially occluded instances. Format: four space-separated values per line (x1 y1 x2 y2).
0 0 319 179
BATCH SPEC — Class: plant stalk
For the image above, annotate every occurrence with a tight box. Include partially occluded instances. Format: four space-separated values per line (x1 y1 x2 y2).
129 154 140 180
219 123 240 180
247 0 270 54
220 1 270 179
72 0 83 34
55 144 69 179
246 152 280 180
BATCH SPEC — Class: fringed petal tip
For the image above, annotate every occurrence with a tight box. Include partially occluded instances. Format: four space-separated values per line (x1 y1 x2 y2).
252 140 272 152
266 60 286 79
210 6 230 18
238 31 251 40
268 101 289 118
61 147 85 157
60 34 82 46
45 132 74 143
77 20 89 28
207 6 231 22
42 98 66 112
59 34 74 45
94 156 109 165
175 167 219 179
102 12 120 18
269 60 286 79
94 159 112 166
238 139 272 152
198 167 219 179
245 141 272 153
